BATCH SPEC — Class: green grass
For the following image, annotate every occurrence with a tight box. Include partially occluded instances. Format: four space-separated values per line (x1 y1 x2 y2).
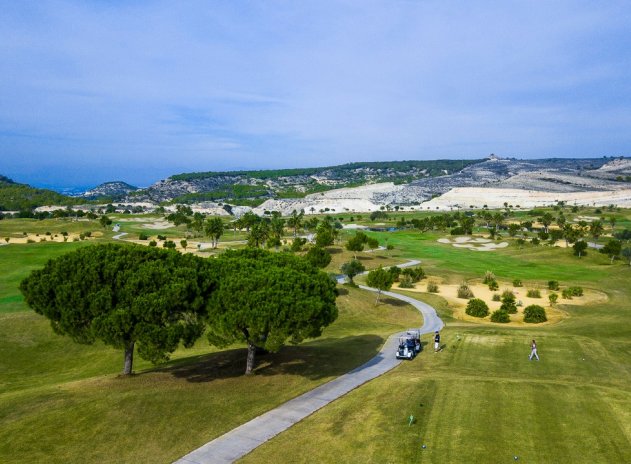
0 265 421 464
239 224 631 463
1 212 631 463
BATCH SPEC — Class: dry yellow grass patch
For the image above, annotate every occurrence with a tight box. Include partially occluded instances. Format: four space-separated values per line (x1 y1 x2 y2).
393 278 607 327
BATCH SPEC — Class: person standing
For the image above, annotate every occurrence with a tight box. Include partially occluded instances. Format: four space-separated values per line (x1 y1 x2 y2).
529 339 539 361
434 331 441 352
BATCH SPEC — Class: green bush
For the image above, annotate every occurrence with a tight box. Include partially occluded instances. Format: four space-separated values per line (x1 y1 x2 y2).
483 271 496 284
398 274 414 288
500 292 517 314
157 234 167 241
567 286 584 296
492 294 501 301
526 289 541 298
290 237 307 252
401 266 425 282
163 240 176 249
457 282 474 299
488 279 499 291
548 292 558 304
512 279 522 287
148 240 157 247
523 305 547 323
466 298 489 318
548 280 560 291
490 310 510 323
427 281 439 293
138 232 149 240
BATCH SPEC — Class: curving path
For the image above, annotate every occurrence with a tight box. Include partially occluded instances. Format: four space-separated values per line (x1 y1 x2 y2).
174 261 443 464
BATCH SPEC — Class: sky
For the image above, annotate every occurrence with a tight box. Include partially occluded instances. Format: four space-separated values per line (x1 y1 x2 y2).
1 1 631 190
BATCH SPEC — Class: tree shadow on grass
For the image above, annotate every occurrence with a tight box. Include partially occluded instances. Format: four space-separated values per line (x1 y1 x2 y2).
152 334 384 383
380 297 408 307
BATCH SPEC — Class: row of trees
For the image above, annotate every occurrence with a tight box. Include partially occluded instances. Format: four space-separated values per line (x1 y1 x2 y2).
20 245 338 376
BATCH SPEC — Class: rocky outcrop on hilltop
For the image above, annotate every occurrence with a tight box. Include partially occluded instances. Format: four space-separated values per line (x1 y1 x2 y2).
82 181 138 200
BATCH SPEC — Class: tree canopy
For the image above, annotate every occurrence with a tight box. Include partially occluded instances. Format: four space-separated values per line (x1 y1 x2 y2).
205 248 338 374
20 244 212 375
365 266 395 303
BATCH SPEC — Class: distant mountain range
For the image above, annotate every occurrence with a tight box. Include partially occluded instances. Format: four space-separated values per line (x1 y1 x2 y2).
1 157 630 212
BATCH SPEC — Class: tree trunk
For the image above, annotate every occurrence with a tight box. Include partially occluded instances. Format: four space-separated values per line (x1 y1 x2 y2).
375 290 381 304
245 341 257 375
122 341 135 375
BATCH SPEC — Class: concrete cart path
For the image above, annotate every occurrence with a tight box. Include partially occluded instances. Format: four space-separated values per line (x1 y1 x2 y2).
174 268 443 464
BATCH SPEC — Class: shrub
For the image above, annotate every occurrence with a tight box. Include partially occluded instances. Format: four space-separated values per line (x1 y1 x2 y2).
531 237 540 245
483 271 496 284
148 240 157 247
388 266 402 281
305 246 332 269
427 281 439 293
45 231 51 236
84 231 92 238
523 305 547 323
567 286 584 297
457 282 474 299
138 232 149 240
401 266 425 282
79 233 85 240
548 293 558 304
526 289 541 298
488 280 499 291
450 226 465 235
180 239 188 250
386 244 394 250
561 289 572 299
490 310 510 323
290 237 307 252
548 280 560 291
500 292 517 314
157 234 167 241
512 279 522 287
492 294 501 301
466 298 489 318
501 289 514 299
163 240 176 249
398 275 415 288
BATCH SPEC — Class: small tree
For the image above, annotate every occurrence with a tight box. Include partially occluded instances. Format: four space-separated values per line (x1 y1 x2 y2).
600 239 622 264
20 244 209 375
205 217 224 249
366 237 379 250
488 280 499 291
466 298 489 318
622 247 631 266
523 305 547 323
99 215 112 229
340 259 365 284
366 266 395 303
573 240 588 258
345 232 366 258
180 239 188 250
548 293 558 305
290 237 307 252
548 280 560 291
500 292 517 313
305 246 332 268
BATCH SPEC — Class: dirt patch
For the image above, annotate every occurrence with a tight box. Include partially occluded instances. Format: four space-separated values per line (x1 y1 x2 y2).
394 279 607 327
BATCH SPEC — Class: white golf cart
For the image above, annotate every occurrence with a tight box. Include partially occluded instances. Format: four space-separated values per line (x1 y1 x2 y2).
395 329 422 360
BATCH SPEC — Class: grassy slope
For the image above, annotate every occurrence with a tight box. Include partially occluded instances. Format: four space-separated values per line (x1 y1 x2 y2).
242 224 631 462
0 231 421 463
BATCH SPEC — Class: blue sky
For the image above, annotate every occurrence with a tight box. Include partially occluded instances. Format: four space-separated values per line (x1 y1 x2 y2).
1 1 630 189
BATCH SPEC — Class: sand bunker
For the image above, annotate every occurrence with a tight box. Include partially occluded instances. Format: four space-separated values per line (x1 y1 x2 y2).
438 236 509 251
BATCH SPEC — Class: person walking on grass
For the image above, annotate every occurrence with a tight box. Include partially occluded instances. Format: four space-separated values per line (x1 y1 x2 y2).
434 331 441 353
529 339 539 361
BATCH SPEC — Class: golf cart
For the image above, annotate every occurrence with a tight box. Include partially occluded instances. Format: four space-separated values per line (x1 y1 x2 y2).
396 329 421 360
